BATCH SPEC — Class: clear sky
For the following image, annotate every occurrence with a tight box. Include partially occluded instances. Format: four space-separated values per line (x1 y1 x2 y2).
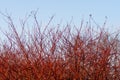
0 0 120 33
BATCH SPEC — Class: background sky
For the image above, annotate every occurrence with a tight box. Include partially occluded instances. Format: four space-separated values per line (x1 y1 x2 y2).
0 0 120 37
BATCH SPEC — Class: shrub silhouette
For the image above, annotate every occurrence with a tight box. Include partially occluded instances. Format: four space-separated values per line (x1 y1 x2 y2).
0 13 120 80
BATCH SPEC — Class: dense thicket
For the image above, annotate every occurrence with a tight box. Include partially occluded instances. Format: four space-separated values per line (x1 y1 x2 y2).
0 13 120 80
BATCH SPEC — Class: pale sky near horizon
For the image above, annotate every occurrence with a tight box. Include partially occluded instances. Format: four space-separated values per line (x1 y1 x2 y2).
0 0 120 35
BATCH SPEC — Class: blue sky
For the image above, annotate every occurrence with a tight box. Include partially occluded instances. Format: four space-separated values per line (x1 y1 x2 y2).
0 0 120 33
